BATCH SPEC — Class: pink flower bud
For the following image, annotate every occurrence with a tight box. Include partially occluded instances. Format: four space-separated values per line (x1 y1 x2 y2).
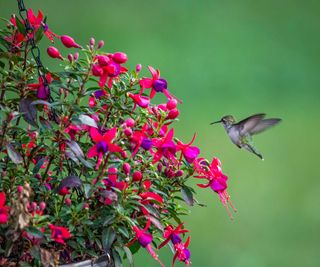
31 202 37 211
112 52 128 64
166 99 178 110
68 53 73 62
92 64 103 76
39 202 46 211
47 46 63 60
96 55 110 66
125 118 135 128
61 35 82 49
73 52 79 61
83 203 89 209
175 170 184 177
158 104 167 112
122 163 131 176
136 64 142 72
90 37 95 46
35 173 41 180
132 171 142 182
97 40 104 49
167 108 180 120
65 198 72 207
121 150 128 158
124 127 133 137
157 163 163 173
17 185 23 194
9 112 15 121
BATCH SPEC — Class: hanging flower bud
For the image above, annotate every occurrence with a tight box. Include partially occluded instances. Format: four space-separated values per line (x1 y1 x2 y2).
68 53 73 63
167 109 180 120
136 64 142 72
47 46 63 60
60 35 82 48
112 52 128 64
166 99 178 110
97 40 104 49
73 52 79 61
122 163 131 176
132 171 142 182
89 37 95 49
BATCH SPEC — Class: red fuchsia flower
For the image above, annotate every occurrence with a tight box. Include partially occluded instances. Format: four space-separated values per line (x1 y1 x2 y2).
48 224 71 245
103 167 127 191
158 224 189 249
176 134 200 164
128 218 164 267
128 93 150 110
47 46 63 60
92 53 128 89
139 66 177 101
60 35 82 48
4 17 24 50
28 73 52 100
152 128 177 164
0 192 9 224
172 236 191 267
194 157 236 218
89 89 108 107
130 124 152 157
87 127 123 169
139 191 164 215
64 124 82 140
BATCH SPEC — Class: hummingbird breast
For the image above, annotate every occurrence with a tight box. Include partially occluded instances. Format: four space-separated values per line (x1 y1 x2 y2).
227 127 241 147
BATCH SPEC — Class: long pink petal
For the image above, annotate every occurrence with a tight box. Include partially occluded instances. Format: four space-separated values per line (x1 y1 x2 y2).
90 127 102 143
0 192 6 207
87 145 98 158
103 127 117 142
140 78 153 88
148 66 158 79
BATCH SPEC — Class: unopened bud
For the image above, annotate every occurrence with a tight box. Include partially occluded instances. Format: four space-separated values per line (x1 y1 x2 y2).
65 198 72 207
122 163 131 176
39 202 46 211
68 53 74 62
136 64 142 72
73 52 79 61
132 171 143 182
89 37 95 48
167 109 180 120
47 46 63 60
97 40 104 49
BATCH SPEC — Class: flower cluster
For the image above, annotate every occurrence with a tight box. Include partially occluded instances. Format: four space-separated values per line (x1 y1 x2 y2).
0 8 233 266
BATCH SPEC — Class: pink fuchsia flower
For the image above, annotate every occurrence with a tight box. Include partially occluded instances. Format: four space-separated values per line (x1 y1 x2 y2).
28 73 52 100
103 167 127 191
128 218 164 267
194 157 236 218
60 35 81 48
128 93 150 109
152 128 177 163
139 66 176 101
87 127 123 169
176 134 200 164
48 224 71 245
173 236 191 267
139 191 164 215
64 124 82 140
0 192 9 224
92 53 128 89
158 224 189 249
130 124 151 157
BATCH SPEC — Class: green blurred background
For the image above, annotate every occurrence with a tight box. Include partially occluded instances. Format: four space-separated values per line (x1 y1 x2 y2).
1 0 320 266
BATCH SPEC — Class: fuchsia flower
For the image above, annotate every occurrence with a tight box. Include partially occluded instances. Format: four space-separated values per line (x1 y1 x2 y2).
158 224 189 249
194 158 236 218
28 72 52 99
87 127 123 169
131 124 152 157
48 224 71 244
92 53 128 89
152 128 177 163
176 134 200 164
140 66 177 101
0 192 9 224
172 237 191 267
103 167 127 191
128 218 164 267
139 191 164 215
128 93 150 109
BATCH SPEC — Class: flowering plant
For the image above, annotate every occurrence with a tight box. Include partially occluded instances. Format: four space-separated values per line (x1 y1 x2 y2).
0 6 235 267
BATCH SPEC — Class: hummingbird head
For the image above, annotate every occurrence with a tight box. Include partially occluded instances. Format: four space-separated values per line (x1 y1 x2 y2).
211 115 236 127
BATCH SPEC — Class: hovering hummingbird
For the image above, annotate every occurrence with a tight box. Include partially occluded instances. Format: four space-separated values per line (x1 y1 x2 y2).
211 113 281 160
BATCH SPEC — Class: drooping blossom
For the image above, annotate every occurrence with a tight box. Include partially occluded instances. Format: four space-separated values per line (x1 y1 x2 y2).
0 192 9 224
87 127 123 169
130 124 150 157
127 218 164 267
172 237 191 267
128 93 150 109
48 224 71 244
158 224 189 249
28 72 52 99
139 66 178 101
176 134 200 164
194 157 236 218
152 128 177 163
139 191 164 215
103 167 127 191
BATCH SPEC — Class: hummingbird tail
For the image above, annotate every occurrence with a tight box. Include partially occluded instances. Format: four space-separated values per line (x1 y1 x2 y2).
243 144 264 160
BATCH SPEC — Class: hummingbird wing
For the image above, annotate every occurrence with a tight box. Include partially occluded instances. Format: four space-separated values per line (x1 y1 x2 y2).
235 113 266 135
249 118 282 135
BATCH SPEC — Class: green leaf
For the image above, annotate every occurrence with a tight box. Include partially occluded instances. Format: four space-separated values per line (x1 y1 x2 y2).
123 246 134 267
19 98 38 127
15 18 26 35
118 226 129 238
32 157 45 174
79 114 97 128
30 246 40 261
128 241 141 255
112 249 123 267
35 26 44 43
102 227 116 252
56 175 82 192
103 214 115 226
25 226 44 239
181 185 195 206
6 144 23 164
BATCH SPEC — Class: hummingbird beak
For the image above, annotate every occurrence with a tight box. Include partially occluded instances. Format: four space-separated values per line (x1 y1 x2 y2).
210 120 222 125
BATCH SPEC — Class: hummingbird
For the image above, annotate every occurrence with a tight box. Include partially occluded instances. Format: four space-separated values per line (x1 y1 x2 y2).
211 113 281 160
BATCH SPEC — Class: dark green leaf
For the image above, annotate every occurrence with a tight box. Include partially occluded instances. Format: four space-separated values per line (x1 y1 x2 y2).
112 249 123 267
118 226 129 238
103 214 115 226
56 175 82 192
30 246 40 261
181 185 194 206
128 241 141 255
123 246 134 267
25 226 44 239
102 227 116 252
79 114 97 128
0 61 4 68
19 98 38 127
15 18 26 35
32 157 45 174
35 26 44 43
6 144 23 164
